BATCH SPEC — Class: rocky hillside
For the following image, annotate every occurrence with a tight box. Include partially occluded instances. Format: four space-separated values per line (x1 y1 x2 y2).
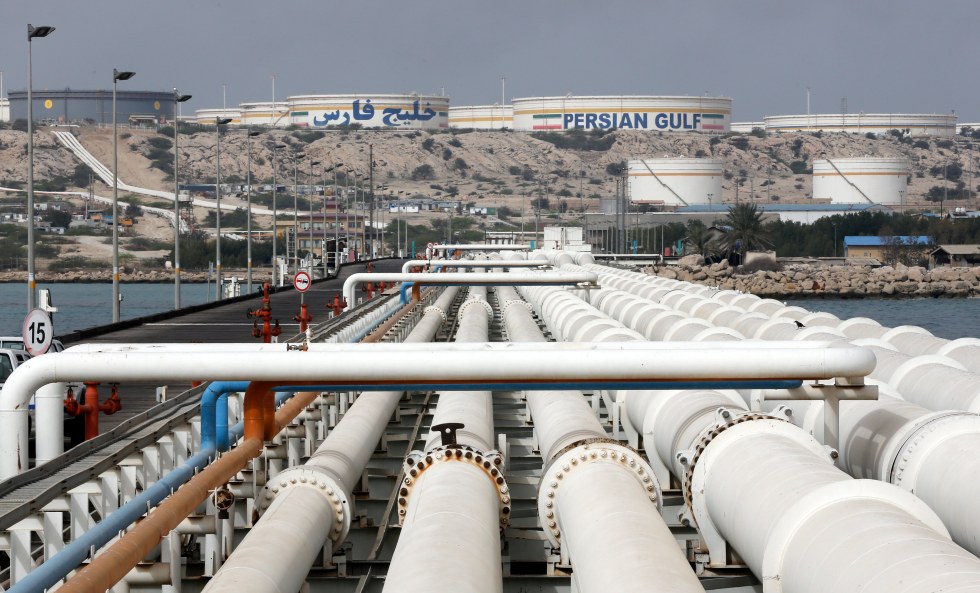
2 125 978 216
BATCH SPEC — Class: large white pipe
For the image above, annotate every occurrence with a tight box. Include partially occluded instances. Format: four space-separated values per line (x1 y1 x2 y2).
386 284 503 593
400 259 547 273
204 291 462 593
594 262 980 558
342 271 596 311
0 342 875 478
34 381 66 464
499 284 704 593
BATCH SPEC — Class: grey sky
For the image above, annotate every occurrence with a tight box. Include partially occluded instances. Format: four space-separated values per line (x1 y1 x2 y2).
4 0 978 121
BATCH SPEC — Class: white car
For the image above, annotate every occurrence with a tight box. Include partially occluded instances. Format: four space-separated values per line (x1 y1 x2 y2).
0 336 65 353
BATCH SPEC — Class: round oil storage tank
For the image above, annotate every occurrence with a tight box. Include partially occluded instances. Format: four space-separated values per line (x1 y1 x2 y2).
9 89 175 125
287 94 449 130
194 108 242 126
511 96 731 132
240 102 289 127
764 113 956 137
449 105 513 130
628 158 723 206
812 158 909 205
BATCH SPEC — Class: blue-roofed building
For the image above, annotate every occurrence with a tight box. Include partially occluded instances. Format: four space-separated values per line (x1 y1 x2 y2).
844 235 934 262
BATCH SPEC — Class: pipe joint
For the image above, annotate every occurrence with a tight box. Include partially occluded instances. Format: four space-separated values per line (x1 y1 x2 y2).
256 465 351 549
457 298 493 318
683 413 832 567
537 439 661 549
888 412 980 490
422 304 448 323
399 445 510 528
679 408 797 523
501 298 534 319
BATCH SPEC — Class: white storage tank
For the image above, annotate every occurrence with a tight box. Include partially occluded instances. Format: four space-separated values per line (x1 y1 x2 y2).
194 108 242 126
812 157 909 205
512 96 731 132
448 105 513 129
765 113 956 137
628 158 724 206
240 102 289 127
288 94 449 130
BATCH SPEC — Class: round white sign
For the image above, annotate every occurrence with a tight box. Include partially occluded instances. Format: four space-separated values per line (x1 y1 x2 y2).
293 271 312 293
23 309 53 356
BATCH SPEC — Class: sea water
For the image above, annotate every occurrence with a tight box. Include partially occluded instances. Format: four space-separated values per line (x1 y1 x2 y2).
0 283 977 340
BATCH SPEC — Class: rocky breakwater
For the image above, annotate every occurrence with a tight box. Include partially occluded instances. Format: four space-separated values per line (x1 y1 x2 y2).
648 256 980 298
0 269 214 283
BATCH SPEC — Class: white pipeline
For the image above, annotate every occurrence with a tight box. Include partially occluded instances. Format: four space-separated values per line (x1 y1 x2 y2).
205 290 459 593
400 259 547 273
342 271 596 311
500 284 704 593
386 283 502 593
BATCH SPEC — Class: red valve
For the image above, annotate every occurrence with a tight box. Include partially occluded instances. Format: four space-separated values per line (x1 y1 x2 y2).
63 382 122 441
294 302 313 333
247 283 280 343
328 294 347 317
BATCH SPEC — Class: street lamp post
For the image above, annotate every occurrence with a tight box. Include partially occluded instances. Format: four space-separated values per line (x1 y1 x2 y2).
172 90 191 309
245 128 260 293
832 222 838 257
292 155 302 275
26 24 55 313
269 142 287 285
214 117 233 299
308 160 320 276
112 68 135 323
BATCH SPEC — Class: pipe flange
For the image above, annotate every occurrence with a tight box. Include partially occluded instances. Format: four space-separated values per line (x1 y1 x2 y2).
458 298 494 318
684 414 832 568
398 445 510 528
680 408 788 514
537 439 660 549
422 305 448 323
256 466 351 550
501 298 534 318
890 412 980 490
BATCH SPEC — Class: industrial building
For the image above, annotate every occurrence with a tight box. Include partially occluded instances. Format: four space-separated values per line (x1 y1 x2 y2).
812 157 909 205
763 113 957 137
628 158 724 206
448 104 514 129
511 95 732 132
7 89 176 125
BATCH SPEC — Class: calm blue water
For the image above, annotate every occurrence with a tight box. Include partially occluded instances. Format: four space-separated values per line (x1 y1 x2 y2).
1 283 211 336
1 283 977 340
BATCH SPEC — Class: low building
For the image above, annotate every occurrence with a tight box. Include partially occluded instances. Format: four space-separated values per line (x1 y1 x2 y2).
929 244 980 268
844 236 934 264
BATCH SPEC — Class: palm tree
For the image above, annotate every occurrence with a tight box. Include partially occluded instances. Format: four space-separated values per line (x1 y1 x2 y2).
683 219 718 257
721 203 773 262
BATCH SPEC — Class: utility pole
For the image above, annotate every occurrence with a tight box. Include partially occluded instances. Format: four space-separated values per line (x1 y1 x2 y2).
368 143 374 258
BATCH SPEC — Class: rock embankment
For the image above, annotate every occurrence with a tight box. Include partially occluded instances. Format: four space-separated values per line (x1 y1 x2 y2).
647 257 980 298
0 269 257 283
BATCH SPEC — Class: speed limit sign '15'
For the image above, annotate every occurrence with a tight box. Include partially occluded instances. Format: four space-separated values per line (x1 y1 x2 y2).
23 309 53 355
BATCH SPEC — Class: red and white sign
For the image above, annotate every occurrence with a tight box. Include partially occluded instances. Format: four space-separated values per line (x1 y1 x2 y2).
293 271 312 293
23 309 53 356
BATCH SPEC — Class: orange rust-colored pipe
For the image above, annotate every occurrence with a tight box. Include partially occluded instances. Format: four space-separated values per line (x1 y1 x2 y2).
362 288 433 343
57 390 319 593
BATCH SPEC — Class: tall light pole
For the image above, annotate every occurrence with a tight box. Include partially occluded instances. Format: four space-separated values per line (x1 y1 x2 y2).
245 128 260 293
214 116 233 299
308 160 320 275
111 68 135 323
292 154 302 275
269 142 286 285
172 90 191 309
26 24 55 313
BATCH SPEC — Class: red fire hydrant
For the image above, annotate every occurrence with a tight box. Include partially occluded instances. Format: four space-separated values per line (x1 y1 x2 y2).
247 283 282 343
367 261 374 273
294 302 313 333
361 282 376 300
328 294 347 317
64 383 122 441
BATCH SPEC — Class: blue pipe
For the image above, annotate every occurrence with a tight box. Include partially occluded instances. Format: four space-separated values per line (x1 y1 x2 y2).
400 282 414 304
350 298 402 343
10 390 295 593
202 381 249 452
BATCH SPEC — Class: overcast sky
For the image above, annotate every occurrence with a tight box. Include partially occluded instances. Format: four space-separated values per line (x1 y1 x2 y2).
3 0 978 122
